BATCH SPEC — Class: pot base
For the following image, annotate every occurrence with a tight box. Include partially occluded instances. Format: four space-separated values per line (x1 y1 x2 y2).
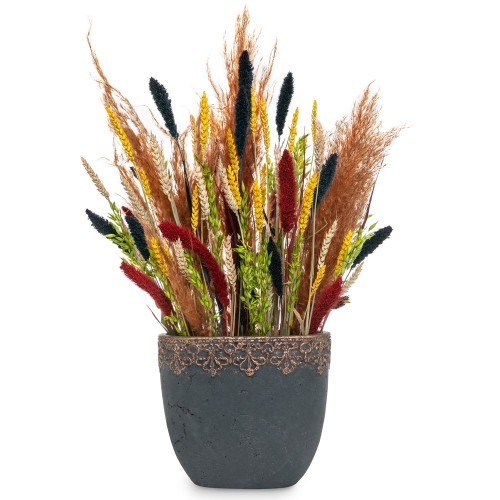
161 362 328 489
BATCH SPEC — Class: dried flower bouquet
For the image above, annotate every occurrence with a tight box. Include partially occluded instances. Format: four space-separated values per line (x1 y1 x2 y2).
82 8 400 337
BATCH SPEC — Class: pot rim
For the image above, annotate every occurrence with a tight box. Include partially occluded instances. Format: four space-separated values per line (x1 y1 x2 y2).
158 332 331 376
158 332 330 340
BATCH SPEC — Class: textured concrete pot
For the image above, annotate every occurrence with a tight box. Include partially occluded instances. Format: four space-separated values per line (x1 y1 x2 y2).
158 334 331 489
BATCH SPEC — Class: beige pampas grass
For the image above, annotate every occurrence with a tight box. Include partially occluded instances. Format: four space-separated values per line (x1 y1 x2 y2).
313 117 325 171
194 163 210 220
317 221 337 271
173 238 189 279
343 262 364 293
81 157 110 202
218 160 239 214
223 235 237 290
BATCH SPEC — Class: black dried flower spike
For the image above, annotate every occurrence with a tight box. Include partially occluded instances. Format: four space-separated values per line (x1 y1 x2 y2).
125 215 150 261
86 209 118 237
314 153 338 208
352 226 393 268
276 72 294 137
149 77 178 139
238 50 253 95
234 86 250 158
267 237 283 298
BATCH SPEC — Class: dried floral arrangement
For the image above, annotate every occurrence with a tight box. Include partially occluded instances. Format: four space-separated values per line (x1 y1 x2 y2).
82 8 400 337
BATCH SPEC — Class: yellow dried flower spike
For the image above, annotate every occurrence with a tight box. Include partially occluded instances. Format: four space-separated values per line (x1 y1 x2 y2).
139 167 152 199
250 88 257 137
310 264 326 299
298 171 319 236
151 237 169 277
200 92 209 158
260 163 267 210
226 130 242 209
288 107 299 152
190 114 198 159
335 229 353 276
106 107 136 166
226 164 242 210
191 184 199 233
253 179 263 232
311 100 317 145
260 99 271 156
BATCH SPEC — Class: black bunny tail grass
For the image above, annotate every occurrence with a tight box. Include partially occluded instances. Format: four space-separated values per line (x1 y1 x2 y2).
235 86 251 159
149 76 192 213
267 237 283 298
276 72 294 138
125 215 150 261
149 77 178 139
352 226 393 268
86 209 118 238
314 153 338 209
238 50 253 95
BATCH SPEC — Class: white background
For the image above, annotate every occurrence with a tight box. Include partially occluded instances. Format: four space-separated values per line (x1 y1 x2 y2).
1 1 499 498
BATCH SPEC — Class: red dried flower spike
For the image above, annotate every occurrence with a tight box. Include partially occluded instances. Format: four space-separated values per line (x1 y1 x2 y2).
120 261 173 318
122 206 134 217
159 221 229 308
277 149 298 232
309 275 343 334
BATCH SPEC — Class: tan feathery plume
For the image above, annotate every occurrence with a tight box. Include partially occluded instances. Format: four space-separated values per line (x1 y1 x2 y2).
193 163 210 220
163 251 205 335
317 220 338 271
207 6 277 176
191 185 199 233
223 235 237 290
335 229 353 277
218 160 239 213
297 88 400 316
253 179 264 232
343 262 364 293
173 238 189 279
315 85 401 286
199 92 209 158
298 171 319 236
288 107 299 151
88 30 172 223
311 100 317 145
150 236 169 277
81 157 110 201
313 116 325 170
106 107 136 166
260 99 271 157
309 264 326 300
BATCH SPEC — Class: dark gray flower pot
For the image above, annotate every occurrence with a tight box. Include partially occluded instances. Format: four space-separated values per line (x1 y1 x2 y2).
159 334 331 489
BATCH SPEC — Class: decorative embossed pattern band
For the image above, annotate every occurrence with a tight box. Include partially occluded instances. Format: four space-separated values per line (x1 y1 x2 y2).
158 334 331 377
